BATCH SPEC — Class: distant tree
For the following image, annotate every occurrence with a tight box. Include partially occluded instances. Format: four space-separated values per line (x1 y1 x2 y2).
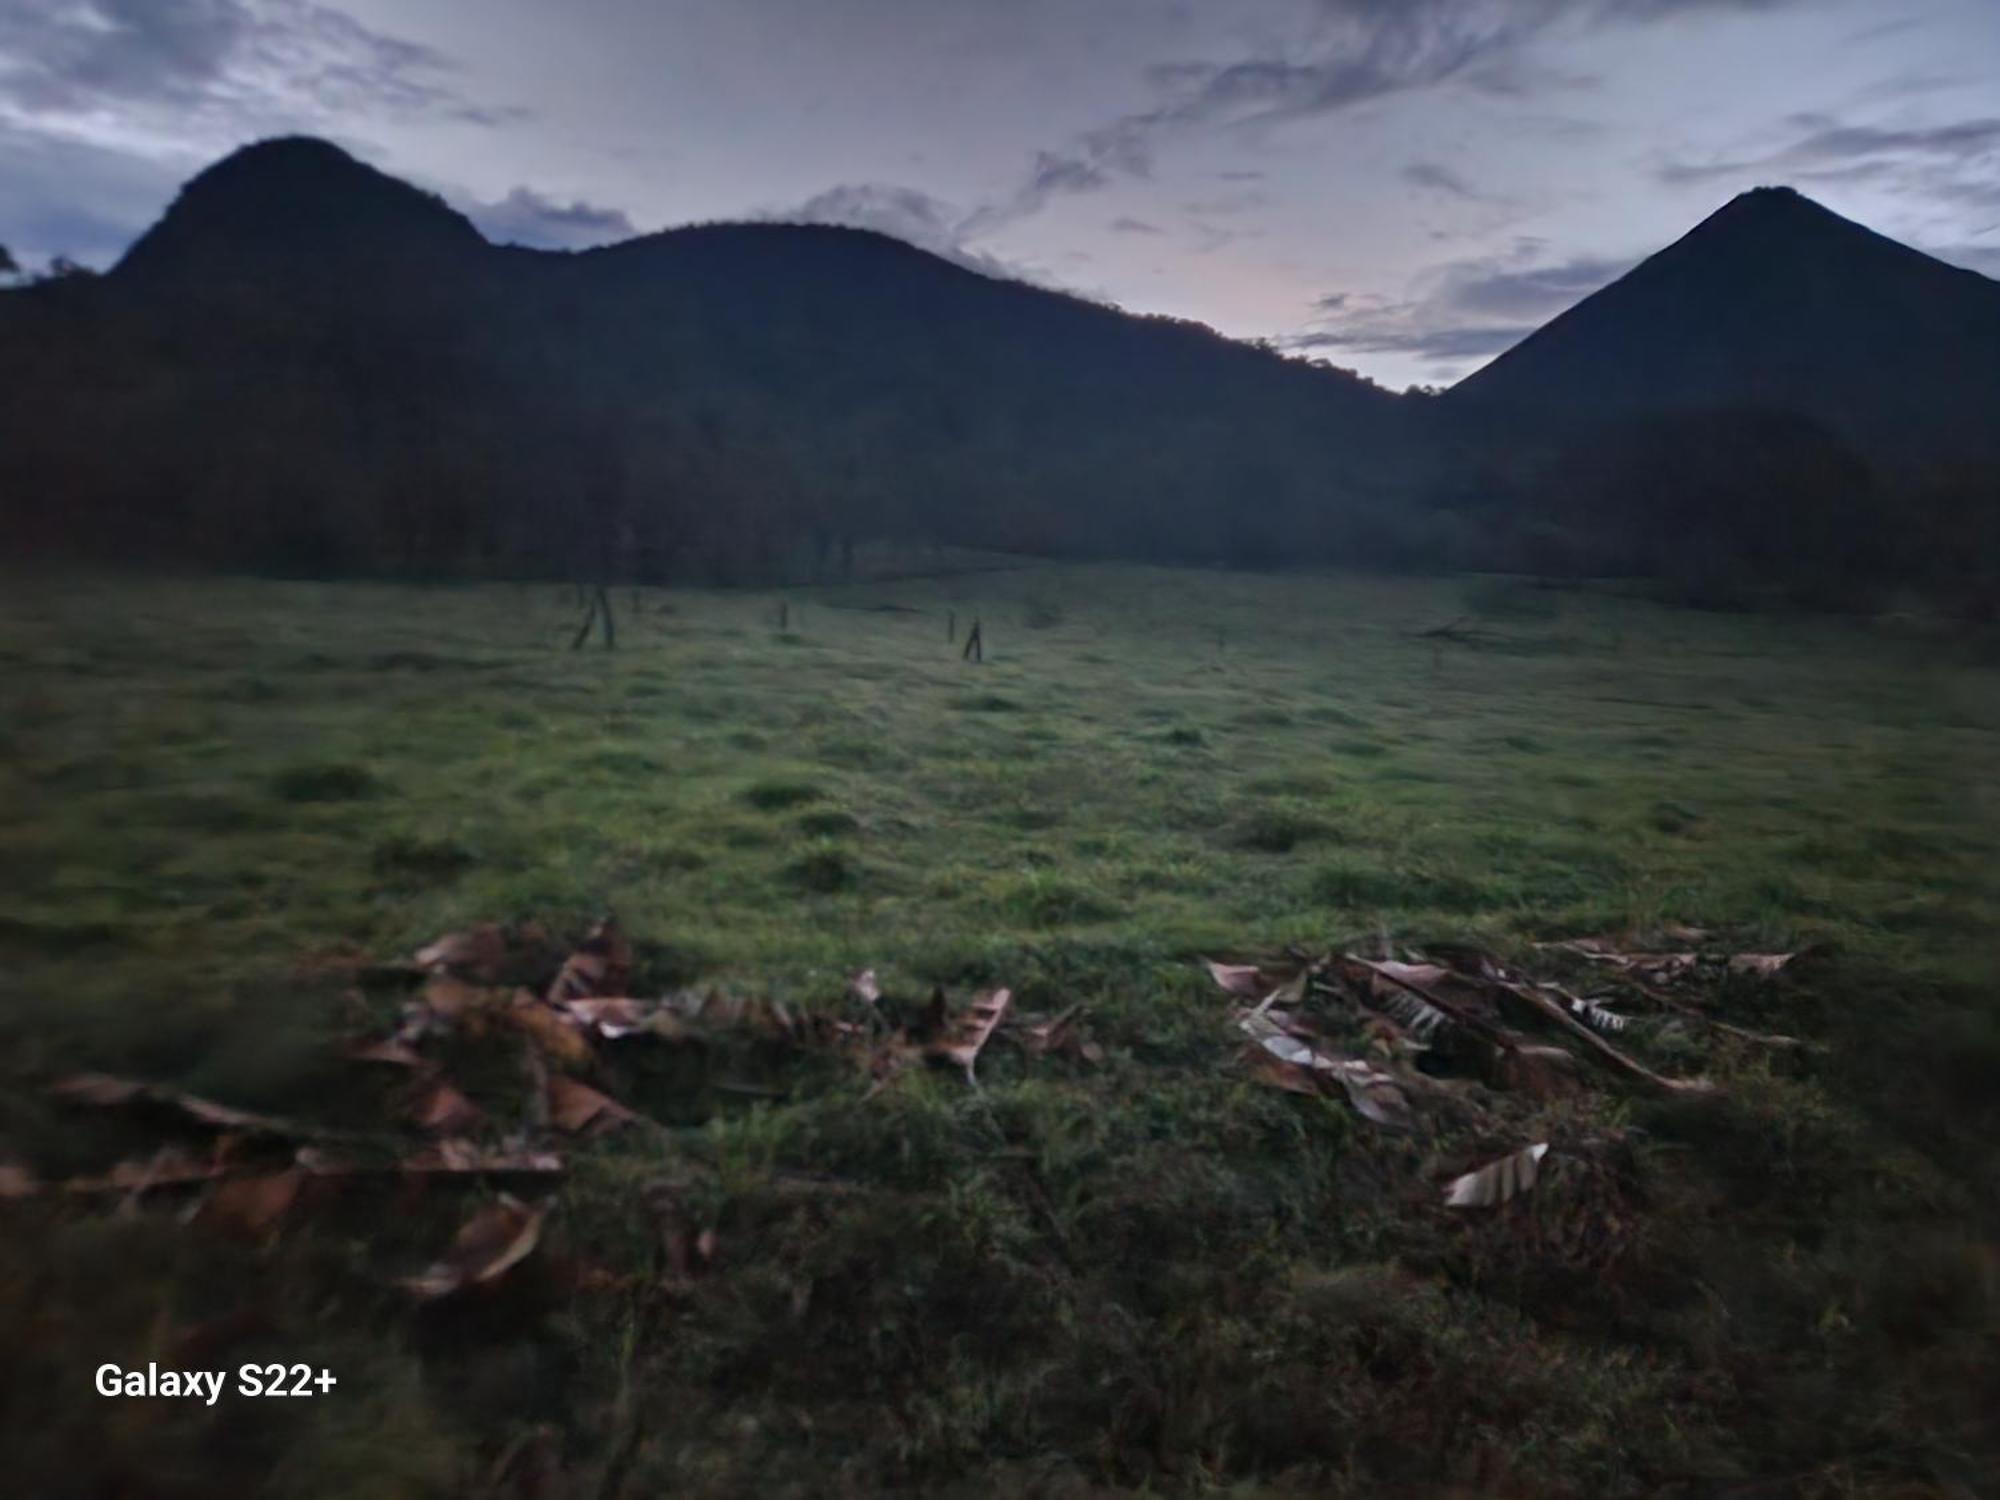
39 255 97 282
0 243 18 281
1552 406 1887 609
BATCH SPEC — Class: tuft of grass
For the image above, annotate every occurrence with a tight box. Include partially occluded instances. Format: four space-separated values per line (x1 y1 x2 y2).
955 693 1020 713
739 777 826 811
1309 855 1492 912
369 834 476 882
787 841 858 892
795 808 860 838
1229 803 1335 854
1650 798 1704 834
999 870 1123 927
269 762 382 801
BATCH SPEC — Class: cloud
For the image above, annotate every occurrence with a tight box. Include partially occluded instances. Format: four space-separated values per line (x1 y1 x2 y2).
766 181 1033 281
0 0 518 155
470 186 637 251
1402 160 1477 197
0 121 184 266
0 0 251 116
955 148 1119 238
1657 111 2000 233
1443 251 1634 317
1109 216 1164 234
1660 116 2000 185
1181 188 1266 216
1281 324 1534 358
1147 0 1796 131
1288 240 1633 363
972 0 1803 237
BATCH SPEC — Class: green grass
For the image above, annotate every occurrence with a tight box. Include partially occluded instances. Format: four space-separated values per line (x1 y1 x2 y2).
1 565 1997 1496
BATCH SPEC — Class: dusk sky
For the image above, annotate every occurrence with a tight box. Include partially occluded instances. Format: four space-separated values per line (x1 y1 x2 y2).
2 0 1995 389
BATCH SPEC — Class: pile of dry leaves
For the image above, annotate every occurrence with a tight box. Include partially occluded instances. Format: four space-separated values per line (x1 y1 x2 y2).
1207 931 1809 1208
5 919 1099 1299
3 918 1809 1298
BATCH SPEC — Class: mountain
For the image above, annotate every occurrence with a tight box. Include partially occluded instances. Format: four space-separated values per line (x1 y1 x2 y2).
115 137 486 284
0 137 1422 579
0 145 1992 600
1449 187 2000 474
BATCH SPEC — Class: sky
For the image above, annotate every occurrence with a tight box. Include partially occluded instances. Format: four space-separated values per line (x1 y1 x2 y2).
1 1 1995 390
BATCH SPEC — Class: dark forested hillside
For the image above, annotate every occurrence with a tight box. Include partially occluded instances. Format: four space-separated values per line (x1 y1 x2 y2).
0 137 1423 580
2 139 1995 600
1449 187 2000 475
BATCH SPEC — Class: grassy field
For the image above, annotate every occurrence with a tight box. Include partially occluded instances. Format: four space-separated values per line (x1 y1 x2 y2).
2 563 1997 1497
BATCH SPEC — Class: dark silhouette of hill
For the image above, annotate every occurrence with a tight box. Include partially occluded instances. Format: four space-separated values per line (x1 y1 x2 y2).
0 142 1992 603
0 137 1421 579
117 137 487 284
1449 187 2000 473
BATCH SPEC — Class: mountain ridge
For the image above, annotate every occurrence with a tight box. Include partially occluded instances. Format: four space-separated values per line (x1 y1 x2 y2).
1449 181 2000 471
2 137 1994 599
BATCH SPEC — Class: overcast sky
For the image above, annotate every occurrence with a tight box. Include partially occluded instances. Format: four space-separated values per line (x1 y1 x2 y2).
2 0 1995 388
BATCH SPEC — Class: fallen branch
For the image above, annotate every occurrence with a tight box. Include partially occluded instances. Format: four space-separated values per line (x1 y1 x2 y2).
1490 979 1714 1095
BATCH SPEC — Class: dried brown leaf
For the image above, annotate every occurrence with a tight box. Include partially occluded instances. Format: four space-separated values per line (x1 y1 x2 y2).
401 1196 547 1299
414 923 509 981
1727 952 1795 979
562 998 658 1039
930 988 1012 1080
1496 1043 1586 1099
1327 1058 1416 1131
1240 1041 1321 1095
1204 959 1268 999
199 1168 305 1238
545 1075 639 1135
859 1037 920 1099
47 1073 146 1107
505 994 595 1066
1340 956 1510 1048
420 974 508 1022
348 1038 426 1067
547 917 632 1003
1238 1011 1414 1128
1016 1004 1090 1059
0 1163 39 1198
410 1080 486 1135
1445 1143 1549 1208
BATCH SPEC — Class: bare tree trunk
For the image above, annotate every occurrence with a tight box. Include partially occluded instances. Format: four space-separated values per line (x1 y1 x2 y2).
961 619 982 663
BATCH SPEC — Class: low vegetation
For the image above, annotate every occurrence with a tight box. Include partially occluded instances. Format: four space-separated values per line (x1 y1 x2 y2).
1 563 1996 1497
